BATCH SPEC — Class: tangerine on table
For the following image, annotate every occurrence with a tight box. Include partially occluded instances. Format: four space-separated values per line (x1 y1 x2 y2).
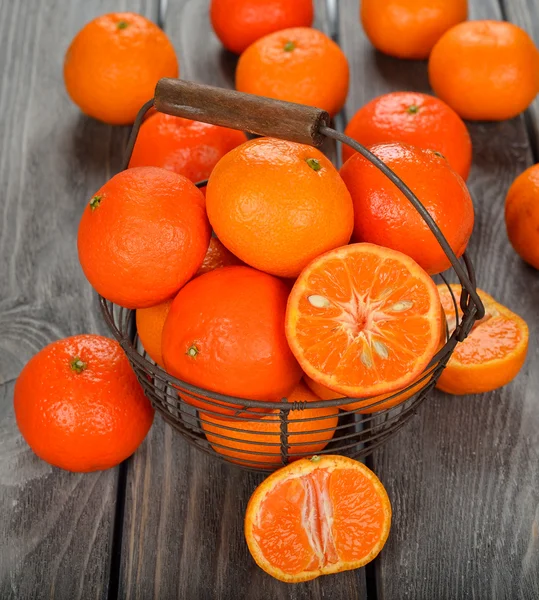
236 27 349 117
244 455 391 582
429 20 539 121
340 142 474 275
64 12 178 125
78 166 211 309
361 0 467 60
436 284 528 395
505 164 539 270
210 0 314 55
201 381 339 468
286 243 443 398
343 92 472 180
162 266 302 415
206 137 354 278
14 335 154 472
128 114 248 185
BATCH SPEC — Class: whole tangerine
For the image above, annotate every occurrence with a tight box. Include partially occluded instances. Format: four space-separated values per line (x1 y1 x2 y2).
136 299 173 368
78 167 211 309
361 0 467 60
14 335 154 472
211 0 314 55
206 137 354 278
162 266 303 408
339 142 474 274
429 20 539 121
129 113 248 184
505 163 539 269
236 27 349 117
64 12 178 125
343 92 472 180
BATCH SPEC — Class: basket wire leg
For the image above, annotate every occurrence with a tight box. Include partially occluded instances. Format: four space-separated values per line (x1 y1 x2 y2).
279 405 290 466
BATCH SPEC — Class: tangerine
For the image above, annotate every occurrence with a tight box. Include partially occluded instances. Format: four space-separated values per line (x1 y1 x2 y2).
236 27 349 117
64 13 178 125
136 299 173 368
14 335 153 472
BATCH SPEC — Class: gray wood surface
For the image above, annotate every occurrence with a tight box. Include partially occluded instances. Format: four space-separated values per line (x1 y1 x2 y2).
0 1 157 599
117 1 366 599
338 0 539 598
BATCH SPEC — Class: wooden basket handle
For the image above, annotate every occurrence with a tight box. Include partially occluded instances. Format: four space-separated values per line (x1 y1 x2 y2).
154 78 330 147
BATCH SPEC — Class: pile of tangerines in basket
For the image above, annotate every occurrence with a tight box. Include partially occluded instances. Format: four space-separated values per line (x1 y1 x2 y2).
14 0 536 583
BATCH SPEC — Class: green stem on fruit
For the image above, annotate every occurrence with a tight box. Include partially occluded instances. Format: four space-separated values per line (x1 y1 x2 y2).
89 195 102 211
117 21 129 29
70 357 87 373
305 158 322 172
186 345 199 358
406 104 420 114
283 41 296 52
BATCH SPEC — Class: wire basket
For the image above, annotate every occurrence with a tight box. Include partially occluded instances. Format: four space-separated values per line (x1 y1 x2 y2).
100 79 485 472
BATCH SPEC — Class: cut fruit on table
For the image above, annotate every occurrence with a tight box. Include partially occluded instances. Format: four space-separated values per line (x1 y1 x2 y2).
244 455 391 582
286 243 443 399
201 381 338 467
436 284 529 395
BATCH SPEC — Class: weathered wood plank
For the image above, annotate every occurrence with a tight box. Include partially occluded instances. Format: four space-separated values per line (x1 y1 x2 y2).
339 0 539 598
117 1 365 598
0 0 158 598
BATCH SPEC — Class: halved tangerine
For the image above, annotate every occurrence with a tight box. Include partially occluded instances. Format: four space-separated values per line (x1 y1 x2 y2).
436 284 528 395
244 454 391 582
286 243 443 398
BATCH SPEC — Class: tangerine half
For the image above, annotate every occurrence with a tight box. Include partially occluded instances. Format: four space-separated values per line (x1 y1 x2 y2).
244 454 391 582
286 243 443 398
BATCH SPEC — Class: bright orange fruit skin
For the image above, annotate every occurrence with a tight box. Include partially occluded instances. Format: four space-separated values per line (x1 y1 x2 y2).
286 243 443 398
206 137 354 278
343 92 472 180
14 335 154 472
244 455 391 582
64 13 178 125
361 0 467 60
78 167 211 309
340 142 474 275
211 0 314 55
194 237 244 277
429 20 539 121
136 299 173 368
201 381 338 467
505 164 539 270
436 284 529 395
162 266 303 414
129 114 247 184
236 27 349 117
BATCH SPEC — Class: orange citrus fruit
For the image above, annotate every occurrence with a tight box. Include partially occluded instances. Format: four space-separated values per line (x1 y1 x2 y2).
78 167 211 309
436 284 528 395
429 20 539 121
340 142 474 275
211 0 314 55
136 299 172 368
194 237 244 277
236 27 349 117
64 13 178 125
162 266 302 415
244 454 391 582
361 0 467 60
206 137 354 278
14 335 154 472
505 163 539 270
201 381 338 467
128 113 247 184
286 243 443 398
343 92 472 180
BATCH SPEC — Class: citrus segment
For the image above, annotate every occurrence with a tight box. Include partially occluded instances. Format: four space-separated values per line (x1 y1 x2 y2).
245 455 391 582
286 244 443 398
436 284 528 394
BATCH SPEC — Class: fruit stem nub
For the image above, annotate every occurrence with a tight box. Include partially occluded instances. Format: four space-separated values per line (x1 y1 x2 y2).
283 41 296 52
90 195 102 211
406 104 420 114
305 158 322 172
117 21 129 29
310 455 321 463
186 345 199 358
70 357 87 373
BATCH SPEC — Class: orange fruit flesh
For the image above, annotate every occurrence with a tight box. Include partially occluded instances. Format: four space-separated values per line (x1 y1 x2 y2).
436 285 528 395
286 243 442 398
245 455 391 582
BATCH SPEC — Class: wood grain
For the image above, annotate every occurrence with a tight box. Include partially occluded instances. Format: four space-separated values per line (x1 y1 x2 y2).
339 0 539 598
0 0 158 598
117 1 365 598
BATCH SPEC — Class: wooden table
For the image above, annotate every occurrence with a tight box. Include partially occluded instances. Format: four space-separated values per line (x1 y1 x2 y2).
1 0 538 598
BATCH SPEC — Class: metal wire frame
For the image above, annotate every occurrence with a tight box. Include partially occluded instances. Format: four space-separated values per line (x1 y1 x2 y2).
101 92 485 473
